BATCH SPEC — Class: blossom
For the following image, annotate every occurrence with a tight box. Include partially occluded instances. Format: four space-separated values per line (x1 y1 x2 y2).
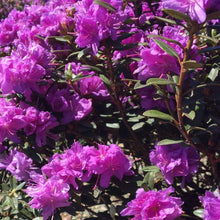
121 187 183 220
0 149 37 181
162 0 208 23
86 144 133 188
25 176 71 220
0 98 27 143
24 107 59 147
199 190 220 220
42 142 88 190
150 143 200 185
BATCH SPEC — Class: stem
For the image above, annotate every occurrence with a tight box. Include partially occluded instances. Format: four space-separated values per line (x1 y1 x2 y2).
175 25 220 183
105 44 150 163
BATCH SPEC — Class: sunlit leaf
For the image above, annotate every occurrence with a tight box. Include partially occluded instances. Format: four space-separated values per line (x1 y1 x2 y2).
152 39 179 58
157 139 183 145
94 0 116 12
143 110 174 121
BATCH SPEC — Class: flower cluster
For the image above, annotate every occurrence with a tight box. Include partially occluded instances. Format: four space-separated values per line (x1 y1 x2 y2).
150 143 200 185
0 148 37 181
121 187 183 220
25 142 133 219
199 190 220 220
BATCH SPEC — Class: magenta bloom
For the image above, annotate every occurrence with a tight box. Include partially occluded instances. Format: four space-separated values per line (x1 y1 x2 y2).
0 149 36 181
24 107 59 147
162 0 208 23
121 187 183 220
42 142 88 190
86 144 133 188
0 98 27 143
199 190 220 220
25 176 71 220
150 143 200 185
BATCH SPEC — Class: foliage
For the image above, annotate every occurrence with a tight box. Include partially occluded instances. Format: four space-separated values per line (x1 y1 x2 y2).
0 0 219 219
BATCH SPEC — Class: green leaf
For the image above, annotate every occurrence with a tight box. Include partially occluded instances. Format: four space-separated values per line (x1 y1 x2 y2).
109 204 116 220
193 209 204 218
15 182 26 191
99 74 111 85
198 34 219 44
157 139 183 145
134 81 148 90
106 123 120 129
208 68 219 81
94 0 116 12
148 34 183 49
143 165 160 172
81 65 102 72
152 39 179 58
163 9 191 21
183 110 196 120
146 78 176 86
49 35 73 43
143 110 174 121
154 16 177 25
132 122 145 131
183 60 203 69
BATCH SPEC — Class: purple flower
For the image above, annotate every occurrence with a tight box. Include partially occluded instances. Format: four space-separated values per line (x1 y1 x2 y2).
0 149 37 181
0 98 27 143
42 142 88 190
86 144 133 188
121 187 183 220
24 107 59 147
25 176 71 220
199 190 220 220
150 143 200 185
162 0 208 23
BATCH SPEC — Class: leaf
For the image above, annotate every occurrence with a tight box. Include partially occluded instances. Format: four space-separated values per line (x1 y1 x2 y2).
183 110 195 120
106 123 120 129
99 74 111 85
109 204 116 219
143 110 174 121
206 11 220 21
163 9 191 21
152 39 179 58
94 0 116 12
183 60 203 69
147 78 176 86
208 68 219 81
154 16 177 25
193 209 204 218
134 81 148 90
197 34 219 44
81 64 102 72
143 165 160 172
157 139 183 145
132 122 145 130
148 34 183 49
15 182 26 191
49 35 73 43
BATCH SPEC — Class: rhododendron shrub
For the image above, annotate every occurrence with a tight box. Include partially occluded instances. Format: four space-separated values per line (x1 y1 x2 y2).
0 0 219 219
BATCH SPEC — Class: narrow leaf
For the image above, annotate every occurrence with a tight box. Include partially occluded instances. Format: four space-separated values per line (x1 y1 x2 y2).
147 78 176 86
157 139 183 145
183 60 203 69
154 16 177 25
183 110 195 120
193 209 204 218
143 110 174 121
134 81 148 90
152 39 179 58
99 74 111 85
94 0 116 12
148 34 184 49
163 9 191 21
15 182 26 191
